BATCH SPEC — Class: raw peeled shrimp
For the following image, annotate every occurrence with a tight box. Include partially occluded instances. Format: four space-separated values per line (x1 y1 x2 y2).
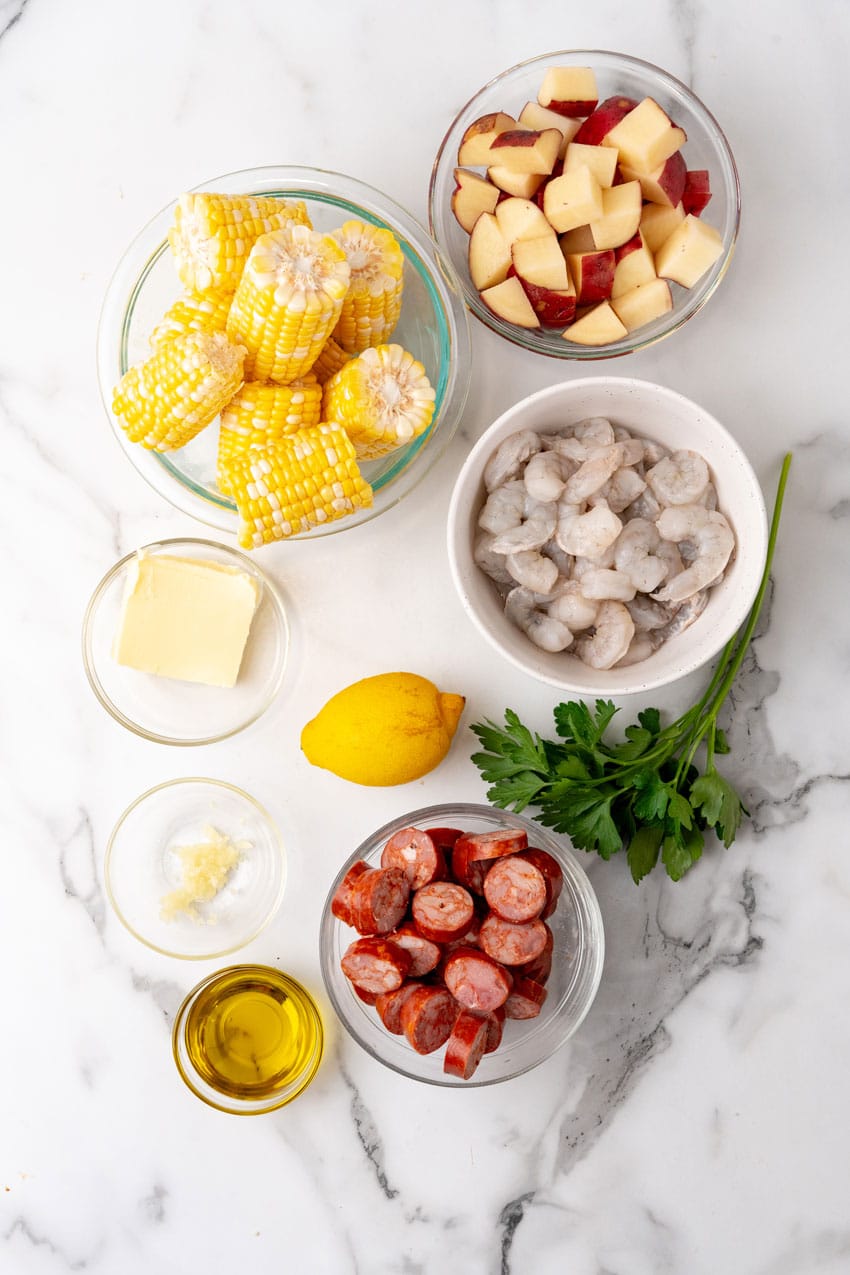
505 587 573 653
653 505 735 603
523 450 572 503
483 429 541 492
539 433 588 463
615 634 655 666
474 531 514 588
646 450 710 506
655 538 684 579
638 439 670 465
562 443 623 503
557 502 622 559
618 437 646 467
595 466 647 514
577 568 637 602
546 581 599 631
541 540 573 577
491 499 557 554
574 417 616 448
624 487 662 523
625 594 679 632
505 550 559 595
613 518 669 593
478 479 526 534
651 590 709 645
576 600 635 670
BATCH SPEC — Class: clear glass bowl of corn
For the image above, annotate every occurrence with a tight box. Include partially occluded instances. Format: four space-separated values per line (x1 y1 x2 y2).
97 166 471 543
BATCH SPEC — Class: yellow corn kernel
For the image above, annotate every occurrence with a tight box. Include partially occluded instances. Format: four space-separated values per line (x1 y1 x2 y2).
168 193 311 294
226 223 350 385
331 219 404 352
149 290 233 349
311 335 354 386
112 331 245 452
322 343 436 460
223 423 373 547
217 376 323 494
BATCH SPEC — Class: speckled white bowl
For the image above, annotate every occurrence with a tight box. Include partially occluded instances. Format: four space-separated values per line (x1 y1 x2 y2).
447 377 767 696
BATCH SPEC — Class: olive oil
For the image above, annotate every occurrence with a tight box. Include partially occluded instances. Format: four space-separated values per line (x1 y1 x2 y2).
178 966 323 1108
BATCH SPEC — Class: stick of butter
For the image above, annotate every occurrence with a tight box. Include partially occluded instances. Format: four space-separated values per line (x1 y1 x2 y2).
113 552 260 688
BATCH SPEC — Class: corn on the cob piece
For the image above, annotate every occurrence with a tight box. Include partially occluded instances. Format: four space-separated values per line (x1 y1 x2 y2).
112 331 245 452
311 335 355 386
223 423 373 547
168 193 311 294
322 343 436 460
331 219 404 353
226 223 351 385
149 290 233 349
217 376 323 494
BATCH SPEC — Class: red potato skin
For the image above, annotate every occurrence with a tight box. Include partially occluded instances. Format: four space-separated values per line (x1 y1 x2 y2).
507 266 577 327
490 128 543 150
399 985 459 1055
573 96 638 144
444 1010 490 1079
479 914 549 966
570 250 616 303
533 159 564 211
483 855 547 923
682 169 712 216
443 946 513 1012
411 881 475 943
341 937 412 995
544 97 598 119
349 866 411 936
614 231 643 263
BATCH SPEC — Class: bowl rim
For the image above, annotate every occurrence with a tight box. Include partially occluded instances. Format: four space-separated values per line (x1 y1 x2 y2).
171 964 324 1113
319 801 605 1087
428 48 741 360
446 375 768 695
97 164 472 535
81 536 289 745
104 778 287 960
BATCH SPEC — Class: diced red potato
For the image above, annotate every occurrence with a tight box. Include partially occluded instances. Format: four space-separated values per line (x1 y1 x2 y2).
389 921 442 977
399 985 459 1054
519 849 563 920
444 1010 491 1079
442 946 513 1012
381 827 445 889
341 937 412 995
451 65 722 348
411 880 475 943
483 855 547 923
348 867 410 936
505 977 548 1020
330 860 370 925
479 913 549 966
455 827 529 863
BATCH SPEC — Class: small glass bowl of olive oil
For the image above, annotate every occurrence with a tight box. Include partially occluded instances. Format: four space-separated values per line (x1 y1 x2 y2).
173 965 324 1114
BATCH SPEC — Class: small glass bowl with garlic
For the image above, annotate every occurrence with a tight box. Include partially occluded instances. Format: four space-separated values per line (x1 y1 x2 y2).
104 778 286 959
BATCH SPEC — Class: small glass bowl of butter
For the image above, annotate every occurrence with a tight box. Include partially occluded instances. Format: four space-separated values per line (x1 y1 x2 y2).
105 778 286 959
82 538 288 744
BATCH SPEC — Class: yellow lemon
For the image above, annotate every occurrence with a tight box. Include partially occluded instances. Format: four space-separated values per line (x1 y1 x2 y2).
301 672 465 786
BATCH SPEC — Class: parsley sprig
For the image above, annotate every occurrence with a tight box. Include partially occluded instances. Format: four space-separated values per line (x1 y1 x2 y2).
471 454 792 884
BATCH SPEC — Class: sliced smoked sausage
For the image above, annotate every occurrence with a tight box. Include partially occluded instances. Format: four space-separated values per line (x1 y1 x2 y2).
483 855 547 923
479 913 548 966
399 985 458 1054
341 937 411 995
348 866 410 936
442 946 513 1012
411 881 474 943
454 828 528 863
444 1010 490 1080
381 827 445 889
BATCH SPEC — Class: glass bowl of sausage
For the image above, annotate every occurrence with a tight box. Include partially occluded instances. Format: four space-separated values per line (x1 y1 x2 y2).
318 803 604 1087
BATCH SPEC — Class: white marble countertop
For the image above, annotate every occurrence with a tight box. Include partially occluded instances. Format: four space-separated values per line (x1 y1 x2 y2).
3 1 849 1272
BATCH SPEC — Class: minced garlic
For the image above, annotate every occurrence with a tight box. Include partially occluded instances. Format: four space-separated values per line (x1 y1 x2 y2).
160 826 244 922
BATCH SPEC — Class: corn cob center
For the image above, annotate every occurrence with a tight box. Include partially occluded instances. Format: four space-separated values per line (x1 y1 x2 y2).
250 225 350 307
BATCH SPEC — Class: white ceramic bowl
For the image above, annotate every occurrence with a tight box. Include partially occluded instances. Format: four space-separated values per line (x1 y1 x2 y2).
447 377 767 696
